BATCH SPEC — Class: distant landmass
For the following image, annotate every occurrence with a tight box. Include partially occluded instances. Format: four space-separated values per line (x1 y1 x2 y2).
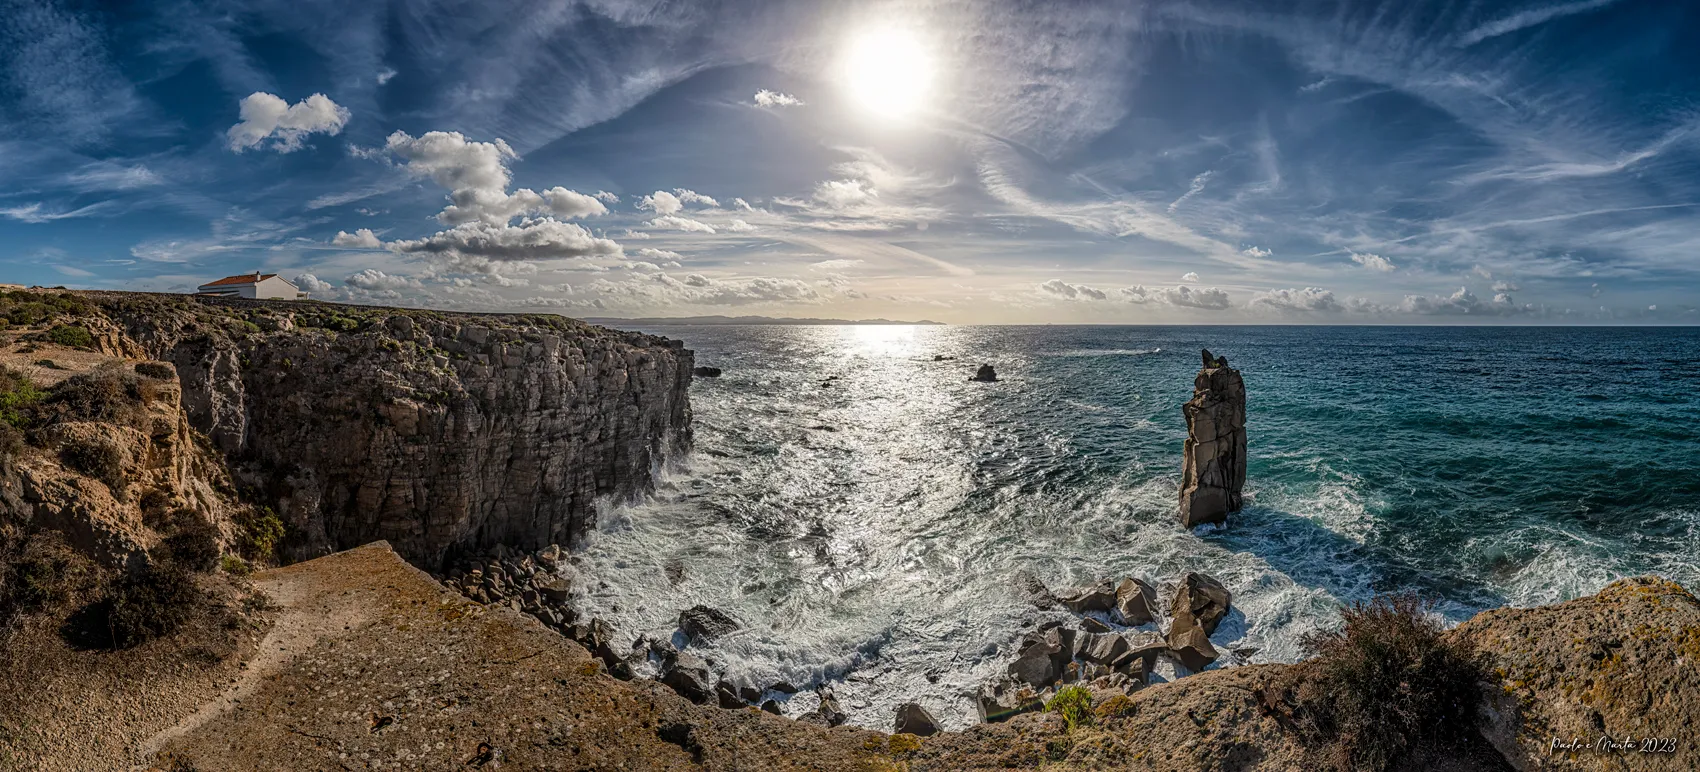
582 315 945 326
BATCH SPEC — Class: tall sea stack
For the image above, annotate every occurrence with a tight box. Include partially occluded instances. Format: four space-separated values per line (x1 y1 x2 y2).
1179 350 1246 528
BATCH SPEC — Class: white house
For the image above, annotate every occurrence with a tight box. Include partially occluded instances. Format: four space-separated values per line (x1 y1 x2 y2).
196 273 307 300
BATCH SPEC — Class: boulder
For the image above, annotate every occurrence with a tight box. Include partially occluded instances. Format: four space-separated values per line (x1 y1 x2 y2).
1006 626 1075 688
969 364 998 382
813 687 848 727
678 605 741 642
1055 578 1118 613
768 680 799 694
760 700 781 716
1167 626 1219 672
893 703 941 736
715 680 747 709
1079 617 1114 634
1169 572 1232 637
1076 631 1131 664
1013 570 1058 609
660 654 715 704
537 576 572 603
692 366 723 378
1114 577 1158 626
975 676 1042 723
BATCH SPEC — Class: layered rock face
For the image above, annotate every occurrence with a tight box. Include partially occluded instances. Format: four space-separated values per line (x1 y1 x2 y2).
85 293 693 569
1179 356 1246 528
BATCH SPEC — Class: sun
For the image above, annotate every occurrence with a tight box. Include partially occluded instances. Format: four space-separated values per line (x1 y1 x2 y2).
840 26 934 120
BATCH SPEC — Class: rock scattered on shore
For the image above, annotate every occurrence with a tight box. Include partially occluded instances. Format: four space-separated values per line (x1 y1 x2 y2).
678 605 742 642
894 702 942 736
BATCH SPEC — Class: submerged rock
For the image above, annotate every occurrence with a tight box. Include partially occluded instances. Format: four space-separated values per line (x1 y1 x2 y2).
1056 579 1118 613
969 364 998 382
1013 570 1059 609
799 687 848 727
692 366 723 378
1179 353 1246 528
893 702 941 736
678 605 741 642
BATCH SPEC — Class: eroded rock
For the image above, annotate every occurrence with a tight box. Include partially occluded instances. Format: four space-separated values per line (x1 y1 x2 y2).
1179 355 1246 528
678 605 741 643
893 702 941 736
1115 577 1159 626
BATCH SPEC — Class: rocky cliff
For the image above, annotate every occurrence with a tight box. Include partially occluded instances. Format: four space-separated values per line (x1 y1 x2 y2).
1179 352 1246 528
68 292 693 569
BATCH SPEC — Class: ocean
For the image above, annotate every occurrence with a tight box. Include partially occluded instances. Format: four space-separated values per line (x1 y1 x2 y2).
572 325 1700 729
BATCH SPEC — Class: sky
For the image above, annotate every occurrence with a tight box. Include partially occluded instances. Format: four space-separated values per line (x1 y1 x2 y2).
2 0 1697 324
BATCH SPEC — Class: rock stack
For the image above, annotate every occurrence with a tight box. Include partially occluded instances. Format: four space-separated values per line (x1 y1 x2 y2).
1179 349 1247 528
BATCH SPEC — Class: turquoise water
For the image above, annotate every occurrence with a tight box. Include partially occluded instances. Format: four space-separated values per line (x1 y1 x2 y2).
576 325 1700 728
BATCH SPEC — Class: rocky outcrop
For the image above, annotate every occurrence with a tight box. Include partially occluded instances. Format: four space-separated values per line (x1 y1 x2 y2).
969 364 997 382
894 702 942 736
82 292 694 569
678 604 741 642
1167 572 1231 671
1179 353 1246 528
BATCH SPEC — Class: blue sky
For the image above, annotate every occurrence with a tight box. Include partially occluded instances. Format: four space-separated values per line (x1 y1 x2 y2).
2 0 1696 323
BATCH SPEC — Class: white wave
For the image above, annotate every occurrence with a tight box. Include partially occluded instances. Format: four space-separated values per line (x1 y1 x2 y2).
1043 347 1162 357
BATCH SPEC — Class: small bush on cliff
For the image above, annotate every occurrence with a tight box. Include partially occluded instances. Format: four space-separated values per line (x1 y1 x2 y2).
134 361 175 380
1047 685 1094 732
235 505 285 562
0 532 95 628
0 367 46 428
46 325 96 349
36 370 145 426
66 562 202 649
60 438 126 494
1290 593 1488 772
162 512 221 573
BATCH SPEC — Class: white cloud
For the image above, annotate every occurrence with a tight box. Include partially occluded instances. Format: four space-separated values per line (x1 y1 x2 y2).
1250 287 1345 313
1241 246 1272 259
811 259 864 271
638 190 682 215
226 92 350 152
647 215 716 233
0 202 111 223
376 68 397 85
619 229 650 239
754 90 805 107
331 228 383 248
813 179 875 209
64 164 161 191
1400 286 1530 315
294 273 334 293
1040 280 1231 310
593 190 619 203
673 189 719 208
1351 252 1396 272
726 219 756 232
390 218 622 262
636 247 683 261
1181 272 1201 282
345 269 420 291
1168 171 1212 213
382 131 607 226
1491 280 1520 292
1040 279 1108 300
732 198 756 211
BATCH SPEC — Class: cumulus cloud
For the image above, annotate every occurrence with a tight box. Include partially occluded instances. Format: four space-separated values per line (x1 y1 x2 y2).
345 269 420 291
636 247 683 261
382 131 607 226
1351 252 1396 272
1250 287 1344 313
226 92 350 152
1241 246 1272 259
593 191 619 203
1181 272 1201 282
811 259 864 271
1400 286 1529 315
594 272 823 307
647 215 717 233
754 90 805 107
390 218 621 261
1492 280 1520 293
331 228 382 248
638 190 682 215
813 179 876 209
732 198 756 211
673 189 719 208
1040 280 1232 310
726 219 756 232
294 273 334 293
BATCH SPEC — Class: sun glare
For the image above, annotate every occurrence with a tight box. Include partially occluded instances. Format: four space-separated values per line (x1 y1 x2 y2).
840 26 933 120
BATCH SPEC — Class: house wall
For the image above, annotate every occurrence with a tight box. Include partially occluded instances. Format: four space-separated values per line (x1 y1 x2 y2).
253 276 301 300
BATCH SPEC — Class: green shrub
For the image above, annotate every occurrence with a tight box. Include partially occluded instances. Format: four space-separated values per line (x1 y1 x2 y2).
134 361 175 380
1290 594 1488 772
0 534 92 615
45 325 95 349
60 438 125 493
235 506 285 562
1047 685 1094 732
76 563 201 649
162 513 221 573
38 371 143 425
0 367 46 428
220 555 251 576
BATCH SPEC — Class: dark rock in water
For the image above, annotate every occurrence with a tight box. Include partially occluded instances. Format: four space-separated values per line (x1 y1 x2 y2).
536 576 572 603
799 687 847 727
1113 631 1167 679
760 700 782 715
894 702 941 736
692 366 723 378
1076 631 1131 664
1169 572 1232 637
1013 571 1058 609
975 676 1043 723
716 679 747 709
932 354 956 361
660 653 715 704
1056 579 1118 613
1115 577 1158 626
663 558 686 586
1007 627 1074 688
1179 357 1246 527
969 363 998 382
1200 348 1215 368
769 680 798 694
678 605 741 642
1232 647 1259 659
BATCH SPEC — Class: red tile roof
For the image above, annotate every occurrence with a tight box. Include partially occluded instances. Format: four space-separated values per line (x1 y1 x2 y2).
199 273 277 288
